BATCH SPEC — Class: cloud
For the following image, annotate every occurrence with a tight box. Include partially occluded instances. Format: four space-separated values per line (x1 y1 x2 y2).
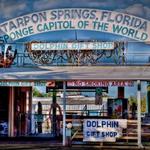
33 0 70 10
33 0 128 11
32 0 150 22
0 0 150 24
1 0 150 21
116 4 150 20
70 0 127 9
0 1 28 20
0 29 5 35
144 7 150 19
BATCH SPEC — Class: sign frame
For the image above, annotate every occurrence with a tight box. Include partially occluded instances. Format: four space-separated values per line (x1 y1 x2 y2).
83 119 127 142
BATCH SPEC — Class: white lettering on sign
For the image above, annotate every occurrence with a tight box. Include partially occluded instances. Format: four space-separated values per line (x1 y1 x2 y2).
0 8 149 41
0 81 46 87
67 80 134 87
31 42 114 50
83 119 127 142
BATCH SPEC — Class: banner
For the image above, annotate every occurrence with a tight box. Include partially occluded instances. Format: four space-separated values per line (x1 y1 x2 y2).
83 119 127 142
0 8 150 41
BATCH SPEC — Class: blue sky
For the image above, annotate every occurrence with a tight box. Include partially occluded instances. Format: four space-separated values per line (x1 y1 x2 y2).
0 0 150 54
0 0 150 21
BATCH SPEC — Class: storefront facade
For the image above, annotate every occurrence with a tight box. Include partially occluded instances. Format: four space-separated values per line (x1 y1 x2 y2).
0 0 150 148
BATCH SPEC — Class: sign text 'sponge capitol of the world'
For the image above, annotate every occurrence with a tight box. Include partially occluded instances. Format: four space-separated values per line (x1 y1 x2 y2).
0 8 150 41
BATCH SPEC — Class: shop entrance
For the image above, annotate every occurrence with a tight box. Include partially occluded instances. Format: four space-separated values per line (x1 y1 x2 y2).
61 80 139 145
0 84 63 139
1 80 149 147
21 80 139 145
14 87 32 137
0 87 9 136
0 86 32 138
31 88 63 139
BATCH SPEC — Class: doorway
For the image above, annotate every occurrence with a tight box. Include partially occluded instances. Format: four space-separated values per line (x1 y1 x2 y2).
0 87 9 136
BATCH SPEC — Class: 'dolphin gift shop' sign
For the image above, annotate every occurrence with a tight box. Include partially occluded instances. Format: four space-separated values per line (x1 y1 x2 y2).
0 8 150 41
83 119 127 142
31 42 114 50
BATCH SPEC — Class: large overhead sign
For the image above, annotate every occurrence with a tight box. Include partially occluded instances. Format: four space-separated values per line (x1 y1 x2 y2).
31 42 114 50
83 119 127 142
0 8 149 42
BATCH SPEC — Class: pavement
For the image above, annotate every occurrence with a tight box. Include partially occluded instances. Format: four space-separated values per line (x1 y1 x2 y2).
0 137 150 150
0 143 149 150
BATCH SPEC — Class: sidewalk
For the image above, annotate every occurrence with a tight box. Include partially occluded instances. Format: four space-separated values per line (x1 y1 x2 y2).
0 143 149 150
0 138 149 150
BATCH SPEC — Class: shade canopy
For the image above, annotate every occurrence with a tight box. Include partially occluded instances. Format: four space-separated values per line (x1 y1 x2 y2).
0 66 150 80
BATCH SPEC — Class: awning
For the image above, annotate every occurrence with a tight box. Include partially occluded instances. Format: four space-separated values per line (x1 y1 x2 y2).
0 66 150 80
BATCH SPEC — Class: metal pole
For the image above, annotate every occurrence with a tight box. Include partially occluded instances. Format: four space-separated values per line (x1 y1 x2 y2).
8 87 14 137
63 81 66 146
52 89 57 136
137 80 142 148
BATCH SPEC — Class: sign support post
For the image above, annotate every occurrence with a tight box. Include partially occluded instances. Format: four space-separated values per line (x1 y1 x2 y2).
137 80 143 148
8 87 14 137
63 81 66 146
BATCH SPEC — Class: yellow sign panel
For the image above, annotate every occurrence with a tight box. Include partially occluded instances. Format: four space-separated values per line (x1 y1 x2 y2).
141 97 146 113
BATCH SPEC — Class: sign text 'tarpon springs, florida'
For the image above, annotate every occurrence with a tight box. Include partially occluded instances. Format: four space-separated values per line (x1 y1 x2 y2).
0 8 150 41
